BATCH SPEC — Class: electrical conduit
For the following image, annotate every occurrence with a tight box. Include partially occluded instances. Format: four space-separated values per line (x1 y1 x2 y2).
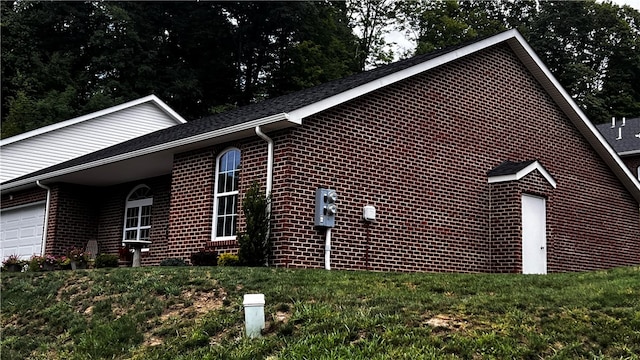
325 228 331 270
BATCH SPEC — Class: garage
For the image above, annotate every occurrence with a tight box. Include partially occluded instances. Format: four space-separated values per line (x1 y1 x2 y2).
1 202 46 260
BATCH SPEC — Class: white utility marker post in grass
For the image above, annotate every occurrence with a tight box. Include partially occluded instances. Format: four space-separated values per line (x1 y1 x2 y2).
243 294 265 338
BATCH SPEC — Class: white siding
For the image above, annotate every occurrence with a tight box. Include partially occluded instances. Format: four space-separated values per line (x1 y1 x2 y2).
1 102 180 183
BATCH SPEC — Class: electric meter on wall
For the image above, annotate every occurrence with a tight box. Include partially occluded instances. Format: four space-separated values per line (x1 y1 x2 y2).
314 188 338 227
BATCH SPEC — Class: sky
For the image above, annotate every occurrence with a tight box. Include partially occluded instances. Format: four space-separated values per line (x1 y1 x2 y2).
613 0 640 9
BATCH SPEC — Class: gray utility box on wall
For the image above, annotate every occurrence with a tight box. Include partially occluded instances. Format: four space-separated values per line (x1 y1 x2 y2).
315 188 338 228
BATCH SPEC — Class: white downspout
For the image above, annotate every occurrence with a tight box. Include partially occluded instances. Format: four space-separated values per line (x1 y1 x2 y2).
255 126 273 198
36 180 51 256
255 126 274 266
325 228 331 270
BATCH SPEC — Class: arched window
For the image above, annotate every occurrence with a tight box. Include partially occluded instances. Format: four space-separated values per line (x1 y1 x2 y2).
213 148 240 240
123 185 153 242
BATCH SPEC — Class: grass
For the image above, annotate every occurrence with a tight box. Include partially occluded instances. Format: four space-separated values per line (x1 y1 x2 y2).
1 266 639 359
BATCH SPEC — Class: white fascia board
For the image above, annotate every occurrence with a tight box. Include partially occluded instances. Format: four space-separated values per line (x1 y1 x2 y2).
2 113 292 191
487 161 557 188
0 95 185 146
287 30 520 122
147 95 187 124
619 149 640 157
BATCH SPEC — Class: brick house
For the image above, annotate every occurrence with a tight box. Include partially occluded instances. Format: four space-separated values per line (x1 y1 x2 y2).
2 30 639 273
596 117 640 181
0 95 186 259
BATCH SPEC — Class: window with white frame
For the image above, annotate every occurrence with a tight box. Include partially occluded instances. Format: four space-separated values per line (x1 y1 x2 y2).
213 148 240 240
123 185 153 242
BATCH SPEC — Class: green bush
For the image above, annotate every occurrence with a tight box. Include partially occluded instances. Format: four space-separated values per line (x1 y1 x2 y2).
217 253 240 267
159 258 188 267
95 254 119 268
237 181 272 266
190 251 217 266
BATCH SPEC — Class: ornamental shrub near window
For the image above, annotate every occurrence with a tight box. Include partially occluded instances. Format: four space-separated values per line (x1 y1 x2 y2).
237 182 272 267
217 253 240 266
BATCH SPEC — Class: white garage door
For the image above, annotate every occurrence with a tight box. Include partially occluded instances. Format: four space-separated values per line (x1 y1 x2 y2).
1 203 46 260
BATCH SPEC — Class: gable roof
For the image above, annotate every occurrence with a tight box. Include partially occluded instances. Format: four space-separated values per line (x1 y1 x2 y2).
488 160 557 188
595 117 640 156
0 95 186 147
3 30 640 203
0 95 186 183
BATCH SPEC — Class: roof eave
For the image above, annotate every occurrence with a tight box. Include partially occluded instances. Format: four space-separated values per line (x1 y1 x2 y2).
0 113 296 193
487 161 558 188
288 30 520 122
619 149 640 157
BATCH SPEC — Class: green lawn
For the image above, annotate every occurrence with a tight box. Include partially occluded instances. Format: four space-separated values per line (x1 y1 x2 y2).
1 266 639 359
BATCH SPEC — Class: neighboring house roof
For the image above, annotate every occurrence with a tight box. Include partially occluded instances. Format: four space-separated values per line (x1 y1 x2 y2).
3 29 640 204
487 160 557 188
0 95 186 183
595 117 640 157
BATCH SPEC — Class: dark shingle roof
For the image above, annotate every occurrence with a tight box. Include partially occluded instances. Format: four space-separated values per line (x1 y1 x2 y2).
4 37 489 185
487 160 537 177
595 117 640 154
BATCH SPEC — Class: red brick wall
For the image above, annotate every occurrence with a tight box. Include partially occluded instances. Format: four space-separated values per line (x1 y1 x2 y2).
45 184 98 256
28 42 639 273
164 141 270 262
622 156 640 180
165 148 217 261
94 176 171 265
0 187 47 209
265 43 640 273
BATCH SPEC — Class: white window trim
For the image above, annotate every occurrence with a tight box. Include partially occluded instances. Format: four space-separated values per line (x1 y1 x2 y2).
212 148 240 241
122 185 153 244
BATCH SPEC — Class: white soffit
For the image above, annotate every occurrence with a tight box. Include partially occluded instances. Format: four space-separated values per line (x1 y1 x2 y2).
488 161 558 188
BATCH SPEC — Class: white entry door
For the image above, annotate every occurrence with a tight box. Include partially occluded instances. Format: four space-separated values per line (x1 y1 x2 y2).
0 203 46 260
521 194 547 274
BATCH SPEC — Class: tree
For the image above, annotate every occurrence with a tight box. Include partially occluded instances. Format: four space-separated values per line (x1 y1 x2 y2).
526 1 640 122
396 0 640 123
348 0 398 70
1 1 359 138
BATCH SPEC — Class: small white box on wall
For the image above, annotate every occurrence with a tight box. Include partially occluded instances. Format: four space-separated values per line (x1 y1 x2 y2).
363 205 376 222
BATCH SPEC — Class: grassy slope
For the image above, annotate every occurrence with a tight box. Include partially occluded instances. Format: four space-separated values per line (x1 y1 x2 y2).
1 266 639 360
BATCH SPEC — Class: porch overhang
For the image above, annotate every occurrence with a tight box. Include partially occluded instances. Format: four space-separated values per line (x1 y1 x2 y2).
1 114 297 193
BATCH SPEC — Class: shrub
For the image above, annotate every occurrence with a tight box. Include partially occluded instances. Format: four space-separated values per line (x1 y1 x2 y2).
28 255 46 272
159 258 188 267
95 254 119 268
237 181 272 266
217 253 240 267
190 251 217 266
